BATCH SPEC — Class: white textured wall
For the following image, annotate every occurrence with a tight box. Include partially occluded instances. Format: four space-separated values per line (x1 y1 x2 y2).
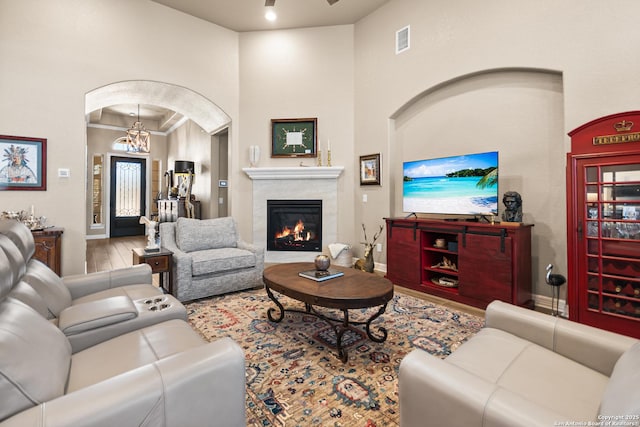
166 121 212 218
353 0 640 298
237 26 356 249
3 0 640 302
0 0 239 274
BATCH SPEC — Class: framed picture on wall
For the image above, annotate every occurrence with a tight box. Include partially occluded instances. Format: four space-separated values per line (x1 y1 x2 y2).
0 135 47 191
360 153 381 185
271 118 317 158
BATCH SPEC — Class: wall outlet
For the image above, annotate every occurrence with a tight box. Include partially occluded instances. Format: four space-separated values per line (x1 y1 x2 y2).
362 194 368 203
376 243 382 252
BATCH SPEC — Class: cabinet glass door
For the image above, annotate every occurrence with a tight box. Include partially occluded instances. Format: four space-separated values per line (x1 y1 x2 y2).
579 158 640 323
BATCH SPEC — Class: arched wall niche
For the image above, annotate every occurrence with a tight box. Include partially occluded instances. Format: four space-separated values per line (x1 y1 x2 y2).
85 80 231 134
386 67 566 302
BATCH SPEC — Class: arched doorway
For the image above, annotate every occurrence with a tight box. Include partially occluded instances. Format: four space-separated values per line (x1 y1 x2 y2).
85 80 231 240
85 80 231 134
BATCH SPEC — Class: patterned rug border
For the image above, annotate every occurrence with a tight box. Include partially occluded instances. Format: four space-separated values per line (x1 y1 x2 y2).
187 287 484 427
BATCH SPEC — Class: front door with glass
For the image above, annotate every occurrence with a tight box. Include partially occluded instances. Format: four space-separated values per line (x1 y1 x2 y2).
110 156 146 237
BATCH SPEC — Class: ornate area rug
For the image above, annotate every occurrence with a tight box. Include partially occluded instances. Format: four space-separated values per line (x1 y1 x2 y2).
187 287 484 427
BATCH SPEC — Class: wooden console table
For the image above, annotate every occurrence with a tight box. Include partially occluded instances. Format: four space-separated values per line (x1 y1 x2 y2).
31 227 64 275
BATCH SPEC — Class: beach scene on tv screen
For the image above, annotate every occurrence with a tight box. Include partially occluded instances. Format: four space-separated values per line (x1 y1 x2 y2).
403 151 498 215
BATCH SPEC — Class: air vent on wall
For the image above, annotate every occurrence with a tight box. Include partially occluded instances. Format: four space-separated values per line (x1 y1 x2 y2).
396 25 410 54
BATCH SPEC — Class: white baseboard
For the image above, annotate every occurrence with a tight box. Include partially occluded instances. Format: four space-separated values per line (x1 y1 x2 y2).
533 294 568 318
373 261 387 274
86 234 107 240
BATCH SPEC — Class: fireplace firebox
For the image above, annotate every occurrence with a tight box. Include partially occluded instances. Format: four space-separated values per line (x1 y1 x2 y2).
267 200 322 252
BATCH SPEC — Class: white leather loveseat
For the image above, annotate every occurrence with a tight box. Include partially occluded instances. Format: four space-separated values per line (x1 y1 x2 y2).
0 218 188 352
0 223 247 426
399 300 640 427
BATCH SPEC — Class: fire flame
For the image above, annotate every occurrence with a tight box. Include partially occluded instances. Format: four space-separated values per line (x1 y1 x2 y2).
275 219 311 241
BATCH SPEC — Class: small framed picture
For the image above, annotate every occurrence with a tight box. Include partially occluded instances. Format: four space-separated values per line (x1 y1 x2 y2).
360 153 381 185
271 118 317 158
0 135 47 191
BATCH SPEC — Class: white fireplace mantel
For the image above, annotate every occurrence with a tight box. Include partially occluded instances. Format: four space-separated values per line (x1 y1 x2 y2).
244 166 344 263
243 166 344 180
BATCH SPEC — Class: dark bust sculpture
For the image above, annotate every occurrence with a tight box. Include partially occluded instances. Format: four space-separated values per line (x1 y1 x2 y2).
501 191 523 223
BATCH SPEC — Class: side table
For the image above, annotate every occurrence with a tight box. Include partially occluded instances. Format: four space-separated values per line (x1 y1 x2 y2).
31 227 64 275
132 247 174 296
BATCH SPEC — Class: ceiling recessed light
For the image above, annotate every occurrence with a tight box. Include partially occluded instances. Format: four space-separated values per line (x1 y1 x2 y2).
265 7 277 21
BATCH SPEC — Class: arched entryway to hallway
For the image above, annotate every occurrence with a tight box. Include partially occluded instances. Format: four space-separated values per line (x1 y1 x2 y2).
85 81 231 135
84 80 231 241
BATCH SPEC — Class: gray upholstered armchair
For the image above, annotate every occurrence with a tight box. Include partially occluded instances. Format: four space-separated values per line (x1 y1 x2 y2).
160 217 264 302
399 300 640 427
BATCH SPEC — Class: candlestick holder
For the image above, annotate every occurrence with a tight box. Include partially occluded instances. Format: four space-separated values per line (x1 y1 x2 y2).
317 149 323 166
327 149 332 167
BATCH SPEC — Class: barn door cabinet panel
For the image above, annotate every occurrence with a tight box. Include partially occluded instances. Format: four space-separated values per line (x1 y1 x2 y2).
567 111 640 338
385 219 421 288
385 218 533 309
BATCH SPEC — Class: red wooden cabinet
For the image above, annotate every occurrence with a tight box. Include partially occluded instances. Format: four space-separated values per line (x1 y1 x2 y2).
385 218 533 309
567 111 640 338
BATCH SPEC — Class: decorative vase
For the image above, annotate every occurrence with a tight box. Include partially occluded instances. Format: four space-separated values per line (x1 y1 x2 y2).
314 254 330 271
249 145 261 167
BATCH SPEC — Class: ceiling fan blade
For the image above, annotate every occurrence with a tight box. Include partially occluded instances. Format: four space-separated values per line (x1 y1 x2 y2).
265 0 275 6
327 0 339 4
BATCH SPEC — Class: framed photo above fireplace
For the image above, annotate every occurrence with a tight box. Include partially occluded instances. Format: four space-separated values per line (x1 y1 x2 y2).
271 118 317 158
360 153 381 185
0 134 47 191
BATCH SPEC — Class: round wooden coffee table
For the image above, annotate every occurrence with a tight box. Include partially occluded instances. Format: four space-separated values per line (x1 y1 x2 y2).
262 262 394 362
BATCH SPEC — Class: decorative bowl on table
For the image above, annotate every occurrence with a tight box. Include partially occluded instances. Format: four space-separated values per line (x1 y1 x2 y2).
314 255 331 271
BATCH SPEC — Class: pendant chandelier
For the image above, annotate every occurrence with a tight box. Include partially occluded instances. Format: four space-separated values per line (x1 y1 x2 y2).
125 105 151 153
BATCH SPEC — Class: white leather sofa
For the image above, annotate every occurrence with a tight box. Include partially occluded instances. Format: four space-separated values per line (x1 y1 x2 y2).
399 300 640 427
0 225 247 426
0 219 186 352
160 217 264 302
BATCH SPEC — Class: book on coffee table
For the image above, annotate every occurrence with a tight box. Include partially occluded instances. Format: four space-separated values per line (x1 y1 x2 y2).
298 269 344 282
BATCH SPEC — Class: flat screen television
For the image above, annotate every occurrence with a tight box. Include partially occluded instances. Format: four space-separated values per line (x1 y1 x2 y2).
402 151 498 216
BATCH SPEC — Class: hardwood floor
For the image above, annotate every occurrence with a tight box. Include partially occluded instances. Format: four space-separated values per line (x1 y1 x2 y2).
86 236 146 274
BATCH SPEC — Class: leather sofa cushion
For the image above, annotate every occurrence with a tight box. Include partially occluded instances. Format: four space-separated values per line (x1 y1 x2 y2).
176 217 238 253
0 299 71 422
0 218 36 261
67 319 204 392
58 296 137 335
71 283 163 305
446 328 609 422
0 235 27 288
21 260 73 318
599 341 640 417
191 248 256 277
9 280 51 318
